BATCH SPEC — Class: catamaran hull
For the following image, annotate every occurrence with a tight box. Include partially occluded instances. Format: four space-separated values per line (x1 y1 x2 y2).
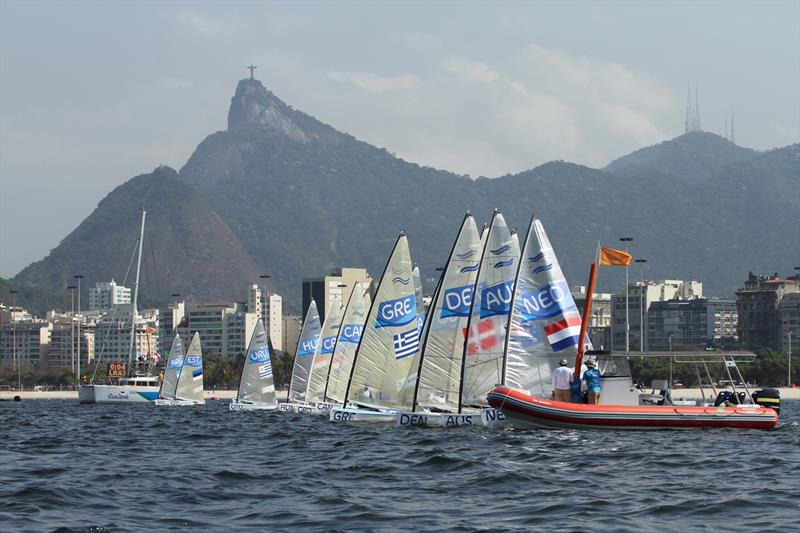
229 400 278 411
278 401 336 414
329 407 397 423
154 398 205 406
79 384 159 404
487 387 779 430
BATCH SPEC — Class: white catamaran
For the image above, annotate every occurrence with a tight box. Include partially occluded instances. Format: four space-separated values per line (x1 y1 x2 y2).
79 210 161 404
155 332 205 406
330 233 421 423
230 318 278 411
280 300 322 413
323 282 370 406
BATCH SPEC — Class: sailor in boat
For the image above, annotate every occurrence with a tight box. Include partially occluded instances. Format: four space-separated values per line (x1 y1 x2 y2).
551 359 573 402
583 360 602 404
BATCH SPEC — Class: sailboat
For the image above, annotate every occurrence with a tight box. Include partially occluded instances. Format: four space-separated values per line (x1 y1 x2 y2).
230 318 278 411
156 332 205 406
279 300 322 413
156 333 184 403
396 213 484 427
301 296 345 412
330 233 420 423
324 282 370 406
79 210 161 404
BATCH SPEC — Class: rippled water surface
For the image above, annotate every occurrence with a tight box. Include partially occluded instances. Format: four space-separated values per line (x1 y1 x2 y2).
1 400 798 532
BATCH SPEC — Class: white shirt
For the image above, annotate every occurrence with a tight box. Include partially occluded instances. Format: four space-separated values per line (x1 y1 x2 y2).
552 366 573 390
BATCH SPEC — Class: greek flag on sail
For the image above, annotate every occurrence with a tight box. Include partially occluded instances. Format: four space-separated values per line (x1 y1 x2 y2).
393 328 420 360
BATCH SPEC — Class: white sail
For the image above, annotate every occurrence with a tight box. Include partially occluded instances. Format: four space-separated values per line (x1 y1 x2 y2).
414 214 482 412
305 296 345 404
159 334 184 400
461 211 520 407
174 332 204 403
325 283 370 404
288 300 322 402
346 234 419 411
412 265 425 335
504 217 586 397
235 319 276 405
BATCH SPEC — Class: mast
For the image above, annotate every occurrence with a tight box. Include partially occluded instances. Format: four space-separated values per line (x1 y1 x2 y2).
574 262 598 377
128 210 147 371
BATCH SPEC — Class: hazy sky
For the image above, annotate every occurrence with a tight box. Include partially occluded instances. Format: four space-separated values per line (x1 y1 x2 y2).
1 1 798 277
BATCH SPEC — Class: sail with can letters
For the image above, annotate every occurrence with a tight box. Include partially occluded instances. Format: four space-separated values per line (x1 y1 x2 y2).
414 213 482 412
504 216 587 397
460 211 520 408
305 297 344 404
288 300 322 403
158 334 184 400
235 319 277 405
345 234 419 411
325 283 370 404
174 332 205 404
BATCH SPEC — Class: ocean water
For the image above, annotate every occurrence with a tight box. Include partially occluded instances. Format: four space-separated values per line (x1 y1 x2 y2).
1 400 798 532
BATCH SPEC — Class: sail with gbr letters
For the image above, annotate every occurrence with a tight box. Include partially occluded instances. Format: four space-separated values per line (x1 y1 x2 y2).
504 216 587 397
305 296 344 404
174 332 205 404
413 213 483 412
235 319 276 405
460 211 520 408
345 234 419 411
158 334 184 400
288 301 322 403
325 283 370 404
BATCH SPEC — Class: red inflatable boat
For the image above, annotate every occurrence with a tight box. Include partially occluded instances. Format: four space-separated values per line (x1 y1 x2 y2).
487 386 779 430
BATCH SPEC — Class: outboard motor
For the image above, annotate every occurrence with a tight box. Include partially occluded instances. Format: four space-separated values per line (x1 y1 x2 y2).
752 388 780 416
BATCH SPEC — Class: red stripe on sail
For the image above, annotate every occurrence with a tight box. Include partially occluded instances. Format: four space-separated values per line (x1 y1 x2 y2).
544 315 581 336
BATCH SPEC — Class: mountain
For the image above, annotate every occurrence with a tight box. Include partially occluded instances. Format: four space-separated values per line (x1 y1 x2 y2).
11 78 800 312
13 166 263 305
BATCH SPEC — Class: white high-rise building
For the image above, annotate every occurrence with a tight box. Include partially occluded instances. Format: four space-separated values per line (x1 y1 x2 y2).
178 303 257 358
88 280 131 311
282 315 302 356
92 304 158 362
247 286 283 351
302 267 373 323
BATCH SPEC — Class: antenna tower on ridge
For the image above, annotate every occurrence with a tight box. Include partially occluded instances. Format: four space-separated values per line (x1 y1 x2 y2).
694 86 701 131
730 107 735 144
685 86 692 133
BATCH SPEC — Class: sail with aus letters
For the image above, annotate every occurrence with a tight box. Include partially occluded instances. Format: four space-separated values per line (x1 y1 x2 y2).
461 211 520 408
233 318 277 407
158 334 184 401
345 234 419 411
305 296 345 404
414 213 483 413
325 283 370 404
174 332 205 404
504 216 588 397
288 300 322 403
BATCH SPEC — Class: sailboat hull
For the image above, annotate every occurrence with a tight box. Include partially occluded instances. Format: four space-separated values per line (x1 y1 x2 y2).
79 384 159 404
329 407 397 423
229 400 278 411
278 401 336 414
154 398 205 406
393 408 506 428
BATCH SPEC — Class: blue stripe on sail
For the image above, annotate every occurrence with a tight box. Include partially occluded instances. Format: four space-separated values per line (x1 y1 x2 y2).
528 252 545 262
490 245 511 255
550 335 580 352
494 259 514 269
532 264 553 274
392 277 410 285
456 250 477 259
460 264 479 273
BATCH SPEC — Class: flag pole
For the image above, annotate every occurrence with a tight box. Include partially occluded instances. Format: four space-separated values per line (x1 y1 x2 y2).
575 262 598 378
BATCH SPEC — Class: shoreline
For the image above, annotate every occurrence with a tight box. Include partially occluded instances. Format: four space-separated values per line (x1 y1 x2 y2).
1 388 797 401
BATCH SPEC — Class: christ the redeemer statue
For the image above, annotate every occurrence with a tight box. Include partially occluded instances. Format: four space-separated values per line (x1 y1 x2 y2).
247 64 257 80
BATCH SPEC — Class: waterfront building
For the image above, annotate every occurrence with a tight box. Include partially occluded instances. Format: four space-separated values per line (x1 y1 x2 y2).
736 272 800 350
92 305 158 363
302 267 373 323
177 302 257 358
647 298 737 351
158 301 185 355
282 315 302 356
0 320 51 367
611 279 703 351
779 292 799 355
47 315 94 369
572 286 613 351
247 286 283 351
88 280 131 311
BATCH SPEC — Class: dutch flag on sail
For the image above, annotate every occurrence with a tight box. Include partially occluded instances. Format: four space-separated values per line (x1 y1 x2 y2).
393 328 420 360
259 362 272 380
543 315 582 352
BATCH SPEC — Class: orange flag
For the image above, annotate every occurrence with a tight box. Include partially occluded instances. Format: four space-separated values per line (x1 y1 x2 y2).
599 247 632 267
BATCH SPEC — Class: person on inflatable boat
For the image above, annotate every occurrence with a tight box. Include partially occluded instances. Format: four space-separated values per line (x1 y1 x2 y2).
551 359 574 402
583 360 602 404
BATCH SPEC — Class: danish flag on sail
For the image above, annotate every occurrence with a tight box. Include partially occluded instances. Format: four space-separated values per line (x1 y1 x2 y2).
543 312 582 352
463 319 499 355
